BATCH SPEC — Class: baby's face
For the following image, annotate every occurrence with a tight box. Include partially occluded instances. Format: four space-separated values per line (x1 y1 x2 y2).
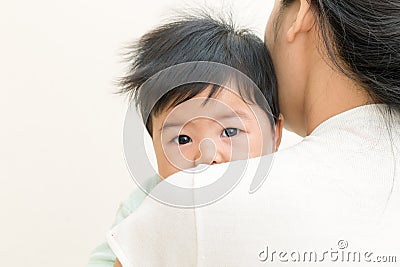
151 86 282 179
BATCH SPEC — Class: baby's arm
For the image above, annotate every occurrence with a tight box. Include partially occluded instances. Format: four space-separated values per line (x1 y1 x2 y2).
87 201 132 267
87 175 160 267
113 259 122 267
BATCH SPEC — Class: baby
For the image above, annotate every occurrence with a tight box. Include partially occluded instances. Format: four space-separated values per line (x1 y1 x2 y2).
88 13 283 267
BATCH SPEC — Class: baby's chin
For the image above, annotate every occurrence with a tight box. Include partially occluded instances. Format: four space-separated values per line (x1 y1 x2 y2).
158 153 271 180
159 167 195 180
158 166 181 180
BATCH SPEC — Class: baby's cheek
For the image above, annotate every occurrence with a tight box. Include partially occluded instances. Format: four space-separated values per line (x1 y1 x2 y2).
157 154 182 179
159 145 195 178
159 166 181 180
154 144 179 179
229 135 251 160
248 130 274 158
176 145 195 161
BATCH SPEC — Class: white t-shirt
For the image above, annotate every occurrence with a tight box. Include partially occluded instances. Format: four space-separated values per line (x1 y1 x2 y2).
108 104 400 266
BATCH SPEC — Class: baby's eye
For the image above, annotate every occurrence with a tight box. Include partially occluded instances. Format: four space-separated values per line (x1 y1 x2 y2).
221 128 240 138
172 135 192 145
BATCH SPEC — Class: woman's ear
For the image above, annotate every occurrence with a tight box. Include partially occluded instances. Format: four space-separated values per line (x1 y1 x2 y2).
274 114 284 151
287 0 315 43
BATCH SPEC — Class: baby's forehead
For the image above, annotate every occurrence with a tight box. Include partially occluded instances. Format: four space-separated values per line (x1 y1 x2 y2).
173 86 251 110
161 94 258 128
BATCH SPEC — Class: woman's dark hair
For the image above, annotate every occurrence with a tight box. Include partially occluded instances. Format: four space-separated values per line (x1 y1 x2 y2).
281 0 400 114
281 0 400 204
118 12 279 136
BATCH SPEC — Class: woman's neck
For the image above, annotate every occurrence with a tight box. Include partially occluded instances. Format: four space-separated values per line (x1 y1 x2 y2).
302 62 374 136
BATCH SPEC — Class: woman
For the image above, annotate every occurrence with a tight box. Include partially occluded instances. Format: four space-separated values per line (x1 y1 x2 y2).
265 0 400 136
109 0 400 266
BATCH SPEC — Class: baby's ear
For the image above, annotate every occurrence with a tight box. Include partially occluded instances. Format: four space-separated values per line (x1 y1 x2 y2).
274 114 284 151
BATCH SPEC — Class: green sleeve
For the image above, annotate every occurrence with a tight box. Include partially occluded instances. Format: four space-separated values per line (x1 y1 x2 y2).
87 175 160 267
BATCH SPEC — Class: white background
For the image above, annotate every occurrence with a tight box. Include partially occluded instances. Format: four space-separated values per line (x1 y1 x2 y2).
0 1 301 266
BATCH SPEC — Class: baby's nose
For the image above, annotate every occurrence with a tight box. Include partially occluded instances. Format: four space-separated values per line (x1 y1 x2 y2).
194 138 218 166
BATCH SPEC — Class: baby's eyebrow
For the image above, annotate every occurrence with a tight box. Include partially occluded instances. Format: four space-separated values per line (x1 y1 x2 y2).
159 110 252 132
160 122 185 131
216 110 251 121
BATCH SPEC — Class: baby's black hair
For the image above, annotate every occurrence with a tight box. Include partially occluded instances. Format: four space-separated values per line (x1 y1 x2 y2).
119 12 279 136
